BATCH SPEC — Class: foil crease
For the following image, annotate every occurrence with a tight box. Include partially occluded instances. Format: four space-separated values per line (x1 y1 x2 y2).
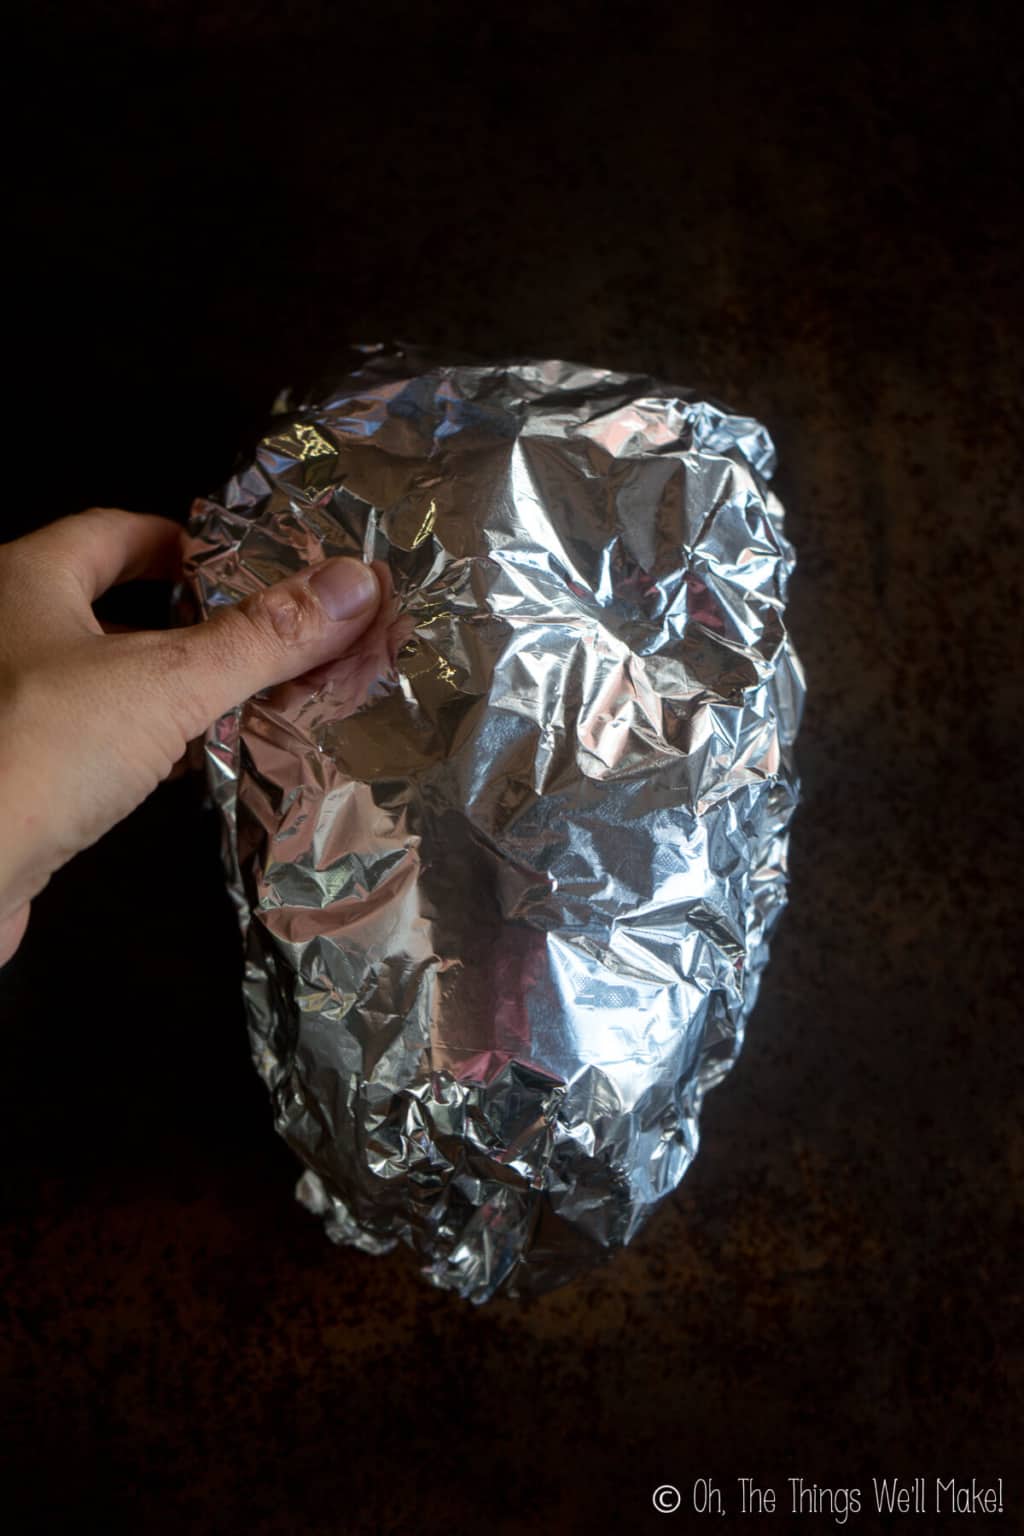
184 347 804 1301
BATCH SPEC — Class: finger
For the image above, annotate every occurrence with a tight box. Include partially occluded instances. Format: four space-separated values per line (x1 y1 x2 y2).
140 557 382 739
21 508 183 604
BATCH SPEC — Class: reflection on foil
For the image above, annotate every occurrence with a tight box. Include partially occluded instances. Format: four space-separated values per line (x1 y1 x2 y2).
184 346 804 1301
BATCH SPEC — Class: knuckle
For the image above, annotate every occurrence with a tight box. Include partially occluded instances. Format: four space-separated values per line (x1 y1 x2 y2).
246 582 324 647
229 595 283 656
64 505 129 547
79 504 128 527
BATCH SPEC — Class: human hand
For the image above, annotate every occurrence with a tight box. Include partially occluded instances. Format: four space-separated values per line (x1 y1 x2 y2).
0 508 382 966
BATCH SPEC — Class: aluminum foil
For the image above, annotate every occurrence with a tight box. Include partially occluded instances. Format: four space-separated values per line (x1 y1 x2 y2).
184 346 804 1302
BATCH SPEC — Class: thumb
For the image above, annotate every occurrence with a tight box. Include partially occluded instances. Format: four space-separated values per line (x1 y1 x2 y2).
165 556 382 735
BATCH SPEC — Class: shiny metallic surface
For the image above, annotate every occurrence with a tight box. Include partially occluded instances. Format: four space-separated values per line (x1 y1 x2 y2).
184 347 804 1301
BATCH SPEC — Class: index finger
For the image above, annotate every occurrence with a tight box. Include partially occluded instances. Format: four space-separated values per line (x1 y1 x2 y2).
19 507 184 603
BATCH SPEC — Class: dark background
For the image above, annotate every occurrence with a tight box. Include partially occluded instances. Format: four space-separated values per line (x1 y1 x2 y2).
2 5 1021 1533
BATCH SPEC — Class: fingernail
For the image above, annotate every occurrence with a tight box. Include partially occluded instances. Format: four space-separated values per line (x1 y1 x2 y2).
308 558 379 622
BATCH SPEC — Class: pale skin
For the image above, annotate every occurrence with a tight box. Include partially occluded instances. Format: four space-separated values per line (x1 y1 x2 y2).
0 507 383 967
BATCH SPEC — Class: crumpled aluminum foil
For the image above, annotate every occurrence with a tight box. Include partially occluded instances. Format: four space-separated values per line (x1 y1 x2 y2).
184 346 804 1302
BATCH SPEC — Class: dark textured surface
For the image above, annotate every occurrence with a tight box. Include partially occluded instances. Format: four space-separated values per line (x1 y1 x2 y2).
2 8 1021 1533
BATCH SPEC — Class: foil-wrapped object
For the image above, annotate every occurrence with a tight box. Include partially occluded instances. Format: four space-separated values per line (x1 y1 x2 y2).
184 347 804 1301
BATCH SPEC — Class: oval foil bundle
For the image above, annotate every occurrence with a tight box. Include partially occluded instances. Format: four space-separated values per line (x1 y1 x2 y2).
185 348 805 1302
